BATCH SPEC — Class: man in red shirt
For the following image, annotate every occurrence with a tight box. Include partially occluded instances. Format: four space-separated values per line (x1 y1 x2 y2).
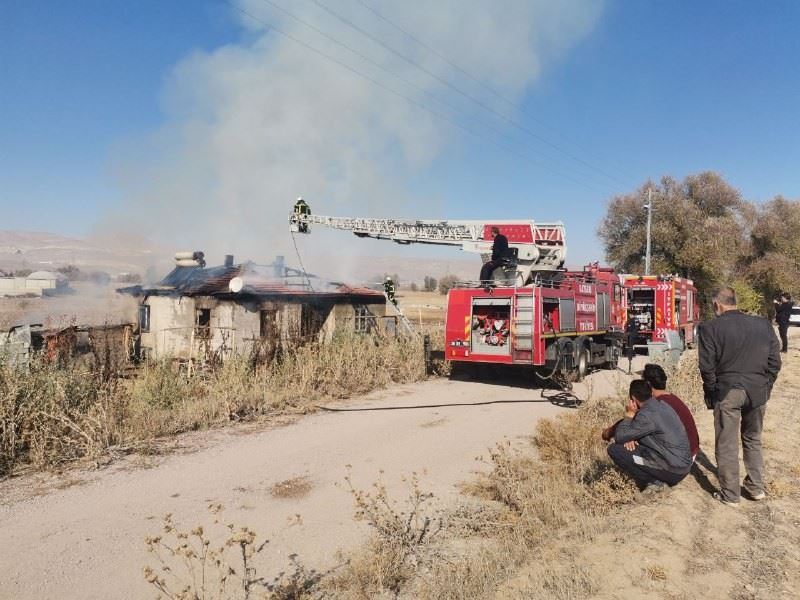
602 364 700 461
642 363 700 460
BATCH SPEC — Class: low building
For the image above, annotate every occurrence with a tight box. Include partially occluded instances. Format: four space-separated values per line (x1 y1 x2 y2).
119 253 387 361
0 271 70 297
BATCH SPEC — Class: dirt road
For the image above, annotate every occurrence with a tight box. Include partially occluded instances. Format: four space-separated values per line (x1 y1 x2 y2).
0 366 631 599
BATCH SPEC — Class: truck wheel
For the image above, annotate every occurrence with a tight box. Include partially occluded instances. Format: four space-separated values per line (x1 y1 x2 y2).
575 348 589 382
566 347 589 383
605 346 620 370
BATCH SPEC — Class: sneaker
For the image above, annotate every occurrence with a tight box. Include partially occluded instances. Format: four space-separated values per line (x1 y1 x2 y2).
749 491 766 501
642 481 668 495
712 491 739 507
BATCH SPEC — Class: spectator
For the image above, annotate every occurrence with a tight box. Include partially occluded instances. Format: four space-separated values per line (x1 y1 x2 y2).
642 363 700 460
699 286 781 506
773 292 792 353
605 380 693 493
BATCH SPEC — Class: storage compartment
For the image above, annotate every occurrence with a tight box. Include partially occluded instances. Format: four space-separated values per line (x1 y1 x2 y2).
628 288 655 332
471 298 511 355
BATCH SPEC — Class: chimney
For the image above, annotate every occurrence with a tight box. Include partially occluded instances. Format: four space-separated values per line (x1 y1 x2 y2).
224 254 234 268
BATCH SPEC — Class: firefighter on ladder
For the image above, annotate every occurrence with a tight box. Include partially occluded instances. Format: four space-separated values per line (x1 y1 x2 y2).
384 276 397 306
293 197 311 233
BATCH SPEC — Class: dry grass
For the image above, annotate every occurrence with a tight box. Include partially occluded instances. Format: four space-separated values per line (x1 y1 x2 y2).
144 505 323 599
324 471 443 598
0 331 427 477
270 477 314 499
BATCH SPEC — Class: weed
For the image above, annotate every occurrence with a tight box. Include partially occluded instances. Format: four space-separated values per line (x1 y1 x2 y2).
326 471 443 598
0 331 427 476
143 506 323 600
644 564 668 581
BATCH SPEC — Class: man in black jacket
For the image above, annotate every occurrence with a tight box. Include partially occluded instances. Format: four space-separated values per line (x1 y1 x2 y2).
699 286 781 506
479 227 509 282
774 292 792 353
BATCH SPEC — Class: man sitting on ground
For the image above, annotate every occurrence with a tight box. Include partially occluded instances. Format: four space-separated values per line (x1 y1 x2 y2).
642 363 700 461
602 365 700 461
605 380 693 493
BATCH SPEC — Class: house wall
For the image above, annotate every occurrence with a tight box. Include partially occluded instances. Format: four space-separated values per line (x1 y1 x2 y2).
140 295 195 359
138 295 385 361
0 277 43 297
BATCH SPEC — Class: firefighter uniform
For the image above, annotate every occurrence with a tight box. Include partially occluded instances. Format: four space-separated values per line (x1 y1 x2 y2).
293 198 311 233
384 277 397 305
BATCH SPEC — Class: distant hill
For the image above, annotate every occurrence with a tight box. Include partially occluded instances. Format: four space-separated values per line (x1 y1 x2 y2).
0 230 154 275
0 230 475 284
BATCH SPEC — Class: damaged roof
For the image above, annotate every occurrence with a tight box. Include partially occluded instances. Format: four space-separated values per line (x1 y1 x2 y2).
118 260 385 304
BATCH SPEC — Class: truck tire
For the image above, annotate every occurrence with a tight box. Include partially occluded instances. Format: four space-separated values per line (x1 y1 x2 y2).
565 345 589 383
575 347 590 382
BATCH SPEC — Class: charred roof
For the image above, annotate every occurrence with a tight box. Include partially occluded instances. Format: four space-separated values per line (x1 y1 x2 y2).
118 260 384 304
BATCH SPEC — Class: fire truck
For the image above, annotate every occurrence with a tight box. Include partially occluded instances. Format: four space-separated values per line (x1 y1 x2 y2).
622 274 700 348
289 201 624 381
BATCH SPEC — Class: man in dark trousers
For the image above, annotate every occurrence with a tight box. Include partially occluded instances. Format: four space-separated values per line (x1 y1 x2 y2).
606 379 693 493
774 292 792 353
479 227 509 282
699 286 781 506
624 314 639 374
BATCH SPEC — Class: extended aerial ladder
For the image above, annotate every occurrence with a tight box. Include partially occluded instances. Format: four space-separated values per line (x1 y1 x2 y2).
289 199 568 286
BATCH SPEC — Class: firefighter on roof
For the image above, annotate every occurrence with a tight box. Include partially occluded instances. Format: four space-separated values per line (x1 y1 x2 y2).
293 197 311 233
384 276 397 305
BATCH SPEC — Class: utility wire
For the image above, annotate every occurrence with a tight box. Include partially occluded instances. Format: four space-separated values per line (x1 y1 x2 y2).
254 0 613 191
313 0 628 188
355 0 637 185
222 0 610 192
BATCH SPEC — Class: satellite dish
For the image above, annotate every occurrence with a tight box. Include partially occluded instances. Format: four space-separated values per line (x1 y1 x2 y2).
229 277 244 293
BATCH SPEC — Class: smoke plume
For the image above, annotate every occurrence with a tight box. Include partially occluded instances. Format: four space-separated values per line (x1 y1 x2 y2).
109 0 603 278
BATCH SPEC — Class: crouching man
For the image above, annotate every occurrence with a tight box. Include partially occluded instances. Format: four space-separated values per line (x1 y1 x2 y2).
604 380 693 493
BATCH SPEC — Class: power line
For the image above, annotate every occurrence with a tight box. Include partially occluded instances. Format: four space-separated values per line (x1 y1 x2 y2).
355 0 637 185
312 0 629 187
222 1 611 192
253 0 614 191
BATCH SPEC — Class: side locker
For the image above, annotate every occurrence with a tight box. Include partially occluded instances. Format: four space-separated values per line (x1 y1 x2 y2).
513 290 534 364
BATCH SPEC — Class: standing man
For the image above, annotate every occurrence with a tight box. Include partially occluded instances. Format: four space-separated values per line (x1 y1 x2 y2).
479 227 509 282
384 276 397 306
624 314 639 374
699 286 781 506
293 197 311 233
774 292 792 353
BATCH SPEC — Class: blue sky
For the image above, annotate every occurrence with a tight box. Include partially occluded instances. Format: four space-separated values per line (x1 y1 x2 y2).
1 1 798 265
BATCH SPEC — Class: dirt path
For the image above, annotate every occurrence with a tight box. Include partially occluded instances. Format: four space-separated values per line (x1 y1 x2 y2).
0 365 631 599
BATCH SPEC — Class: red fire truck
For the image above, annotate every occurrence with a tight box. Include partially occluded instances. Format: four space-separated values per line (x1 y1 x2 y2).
444 264 625 380
622 274 700 348
290 203 625 381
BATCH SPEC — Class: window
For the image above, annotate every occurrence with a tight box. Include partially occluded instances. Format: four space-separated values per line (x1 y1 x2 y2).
354 305 371 333
138 304 150 333
260 309 277 338
195 308 211 336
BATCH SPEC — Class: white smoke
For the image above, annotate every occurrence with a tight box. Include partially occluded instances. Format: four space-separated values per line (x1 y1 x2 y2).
108 0 603 278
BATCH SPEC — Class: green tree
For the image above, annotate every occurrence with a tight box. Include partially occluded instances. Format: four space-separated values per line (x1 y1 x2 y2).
57 265 82 281
423 275 437 292
438 274 458 295
598 172 753 297
745 196 800 307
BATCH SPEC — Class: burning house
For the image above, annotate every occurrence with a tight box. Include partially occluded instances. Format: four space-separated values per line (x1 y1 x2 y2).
119 252 387 362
